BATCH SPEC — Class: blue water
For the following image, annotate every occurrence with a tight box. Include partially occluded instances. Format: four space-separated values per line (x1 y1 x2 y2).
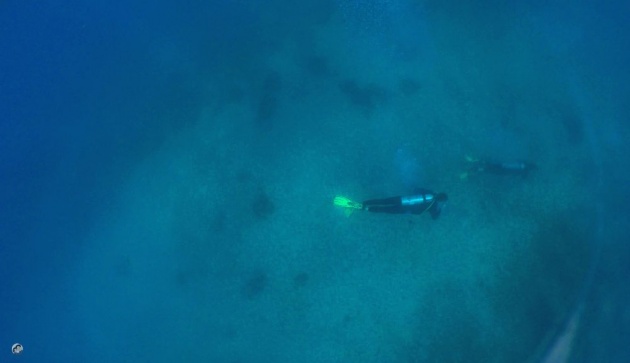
2 1 629 362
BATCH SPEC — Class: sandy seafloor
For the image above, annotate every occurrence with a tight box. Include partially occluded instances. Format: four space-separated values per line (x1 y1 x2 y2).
2 1 629 362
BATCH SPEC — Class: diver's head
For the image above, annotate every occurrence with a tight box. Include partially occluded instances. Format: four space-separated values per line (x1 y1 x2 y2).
435 193 448 202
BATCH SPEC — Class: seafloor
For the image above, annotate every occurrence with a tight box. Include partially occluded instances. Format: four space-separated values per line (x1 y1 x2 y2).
7 1 627 362
73 5 598 362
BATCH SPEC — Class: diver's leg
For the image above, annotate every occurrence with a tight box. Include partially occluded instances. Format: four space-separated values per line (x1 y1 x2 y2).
362 197 403 213
362 196 401 207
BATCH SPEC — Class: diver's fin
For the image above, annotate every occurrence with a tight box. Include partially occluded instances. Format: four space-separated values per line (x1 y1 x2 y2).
333 196 363 210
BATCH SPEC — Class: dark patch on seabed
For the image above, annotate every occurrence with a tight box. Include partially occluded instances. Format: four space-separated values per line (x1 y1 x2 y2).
293 272 310 288
251 189 275 220
254 71 283 131
338 79 388 113
242 270 268 299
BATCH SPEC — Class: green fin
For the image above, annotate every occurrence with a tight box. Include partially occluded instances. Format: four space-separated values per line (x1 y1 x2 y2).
333 196 363 210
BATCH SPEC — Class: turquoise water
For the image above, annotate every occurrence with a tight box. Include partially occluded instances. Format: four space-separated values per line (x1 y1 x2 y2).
2 1 628 362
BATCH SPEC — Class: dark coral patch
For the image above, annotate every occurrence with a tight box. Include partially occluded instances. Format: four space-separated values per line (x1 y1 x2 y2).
252 190 275 220
242 270 268 299
253 71 283 131
293 272 310 288
339 79 387 111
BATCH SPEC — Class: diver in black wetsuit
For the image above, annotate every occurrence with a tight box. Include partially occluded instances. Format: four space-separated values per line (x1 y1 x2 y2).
361 189 448 219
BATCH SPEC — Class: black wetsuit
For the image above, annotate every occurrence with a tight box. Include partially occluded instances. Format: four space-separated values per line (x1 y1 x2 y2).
362 189 447 219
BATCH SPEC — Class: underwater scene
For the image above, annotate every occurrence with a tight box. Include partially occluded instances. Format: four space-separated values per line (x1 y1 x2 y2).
1 1 629 362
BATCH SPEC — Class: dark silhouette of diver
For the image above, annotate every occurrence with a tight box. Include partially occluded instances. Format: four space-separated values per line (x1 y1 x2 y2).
461 156 537 179
334 189 448 220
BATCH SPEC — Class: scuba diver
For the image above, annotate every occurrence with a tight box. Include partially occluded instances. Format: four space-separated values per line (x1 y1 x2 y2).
460 156 537 179
334 188 448 219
